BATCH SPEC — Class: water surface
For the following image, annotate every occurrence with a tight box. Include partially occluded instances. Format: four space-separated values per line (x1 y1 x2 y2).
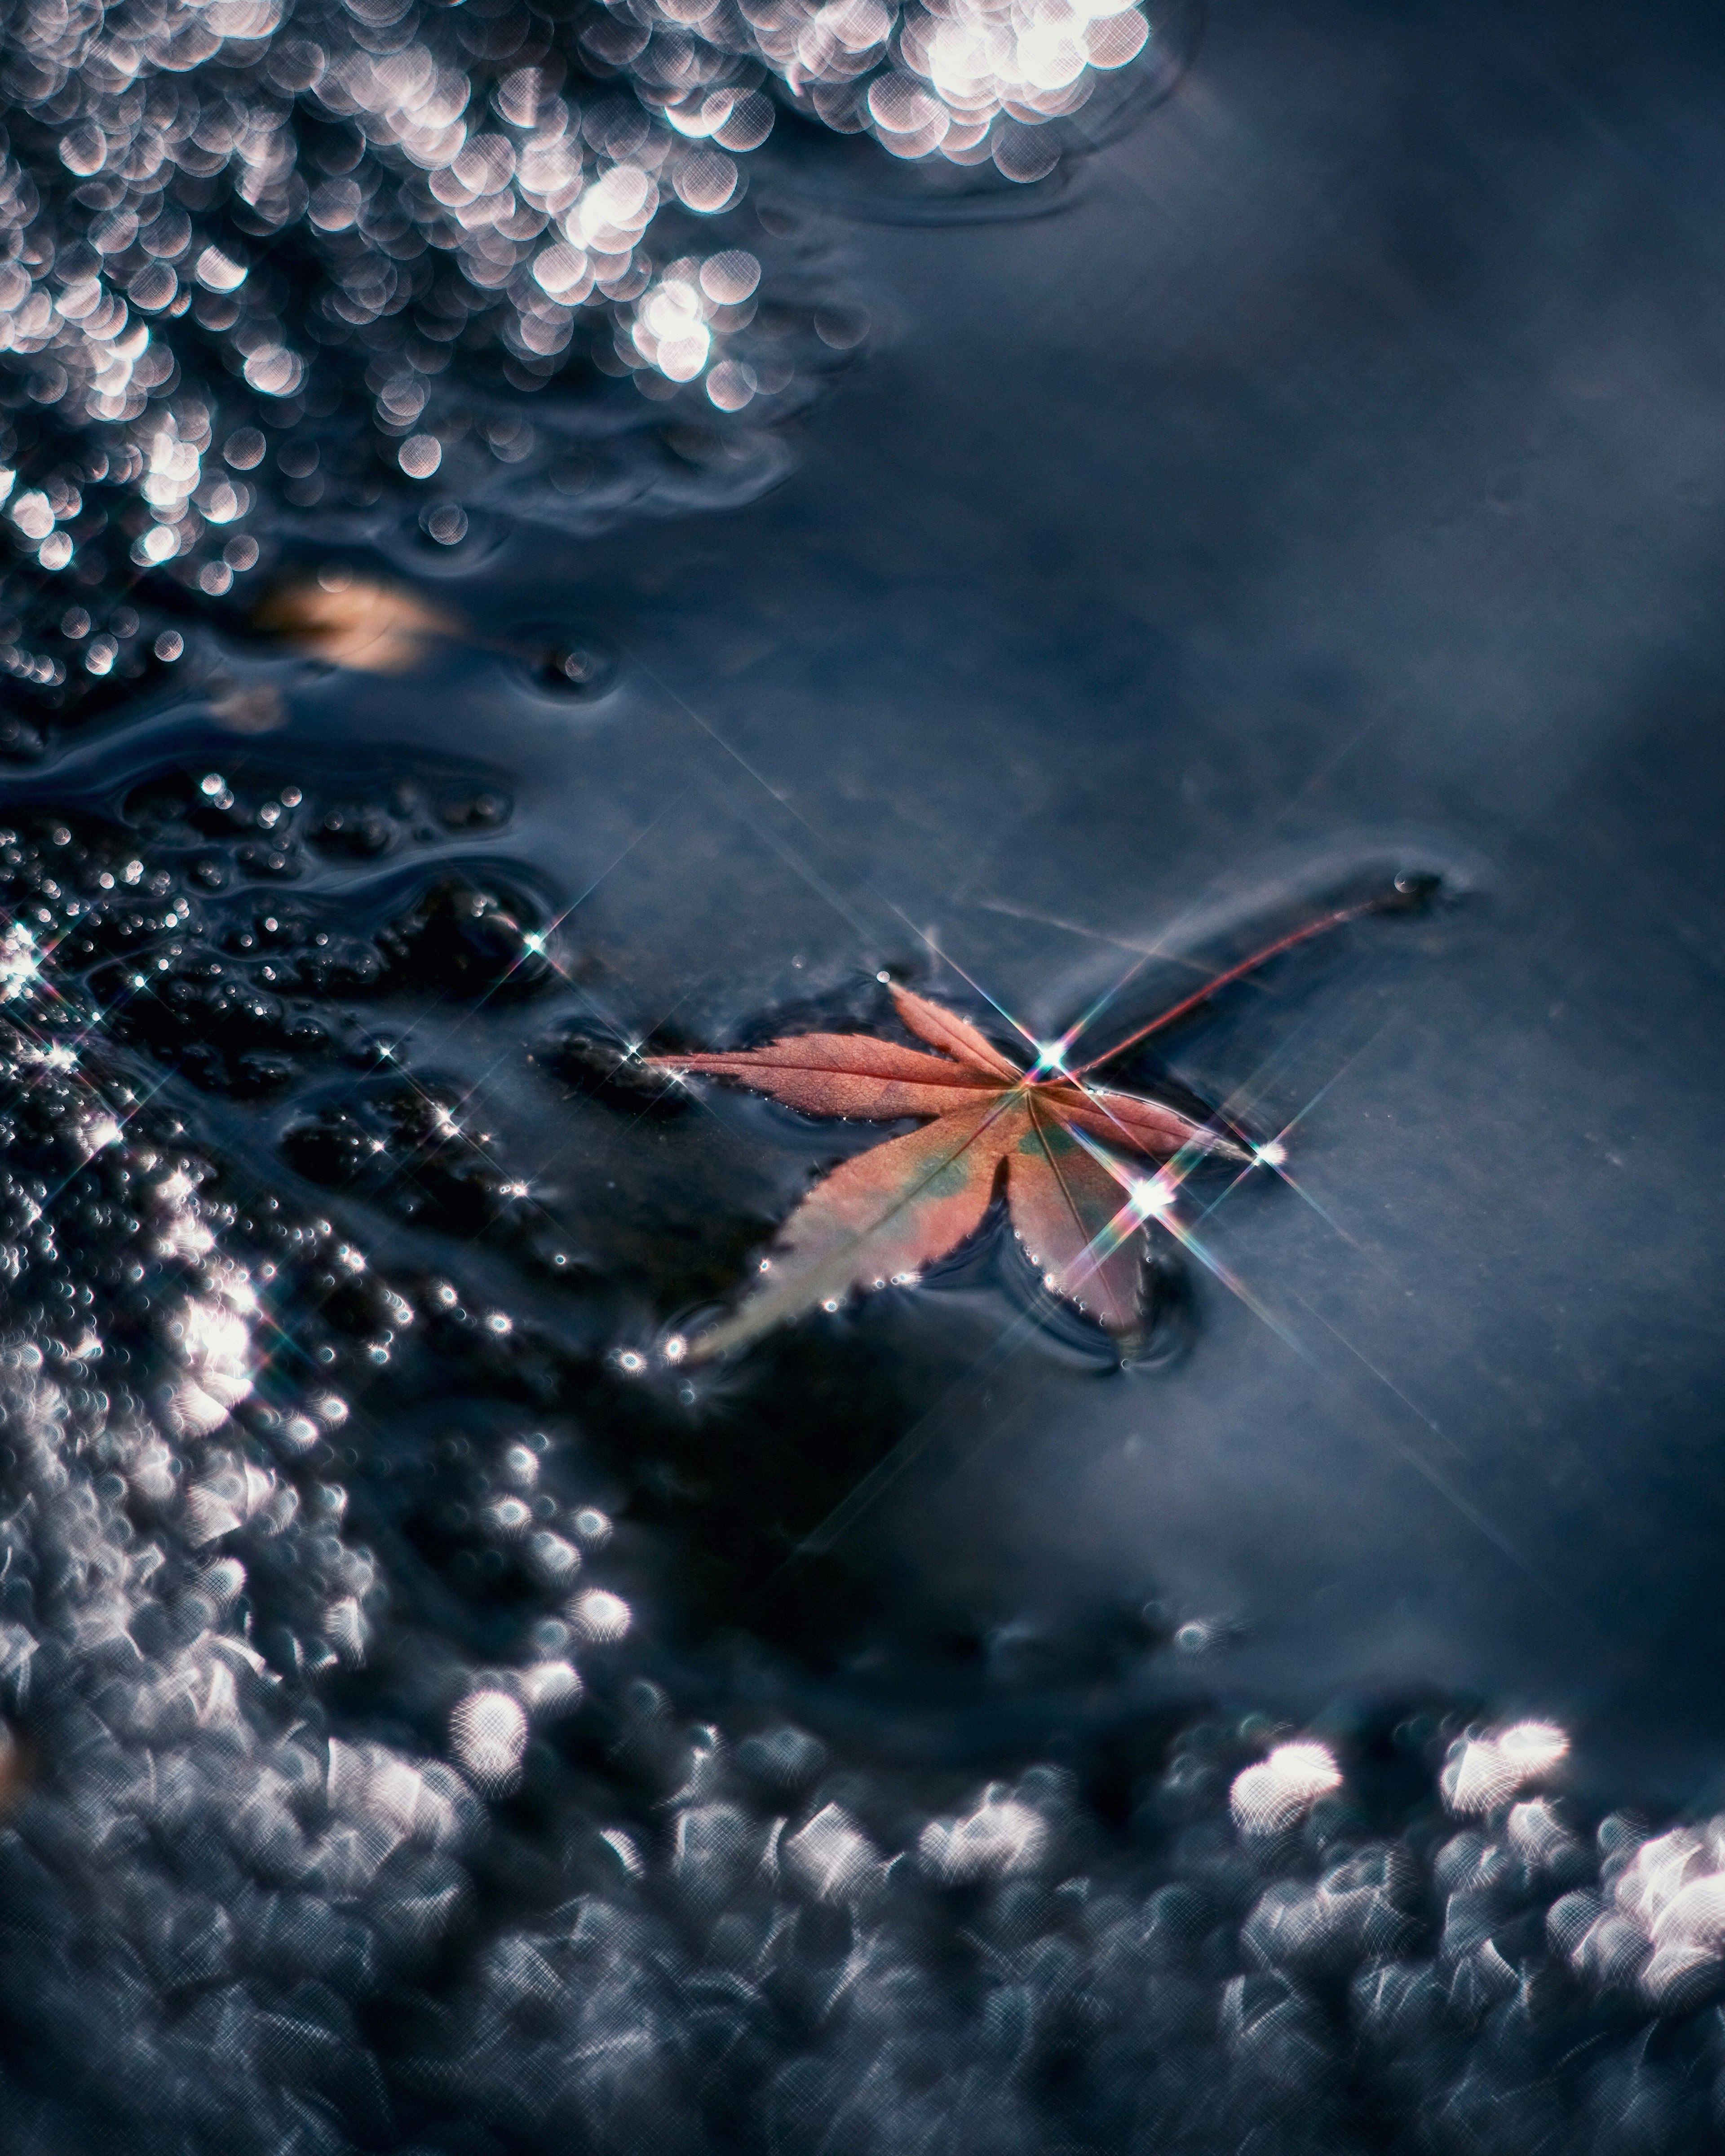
4 0 1725 2146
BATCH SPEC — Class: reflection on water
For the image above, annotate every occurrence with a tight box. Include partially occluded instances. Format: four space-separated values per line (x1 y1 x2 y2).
0 0 1193 739
0 740 1719 2152
0 0 1722 2148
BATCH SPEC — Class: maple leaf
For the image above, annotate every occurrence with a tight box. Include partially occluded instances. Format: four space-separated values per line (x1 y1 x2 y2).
653 982 1242 1361
654 885 1435 1361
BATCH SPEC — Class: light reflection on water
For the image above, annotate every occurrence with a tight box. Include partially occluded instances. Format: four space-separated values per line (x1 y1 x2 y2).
0 0 1721 2150
0 0 1194 738
0 702 1715 2156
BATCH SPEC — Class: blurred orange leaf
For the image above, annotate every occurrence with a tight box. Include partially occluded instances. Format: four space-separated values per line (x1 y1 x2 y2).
252 572 456 673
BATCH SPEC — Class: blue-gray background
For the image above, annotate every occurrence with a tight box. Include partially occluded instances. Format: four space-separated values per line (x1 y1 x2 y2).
143 0 1725 1800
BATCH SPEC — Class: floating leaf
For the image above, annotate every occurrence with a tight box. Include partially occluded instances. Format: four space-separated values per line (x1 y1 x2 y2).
657 983 1237 1359
657 885 1436 1359
252 572 456 673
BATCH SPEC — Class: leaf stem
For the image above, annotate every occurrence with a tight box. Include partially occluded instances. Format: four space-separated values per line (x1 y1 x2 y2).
1069 889 1405 1079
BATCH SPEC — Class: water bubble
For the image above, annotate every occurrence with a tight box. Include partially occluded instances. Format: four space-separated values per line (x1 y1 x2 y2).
194 246 248 294
548 643 607 690
1442 1722 1569 1816
712 88 776 150
675 149 740 212
870 73 949 154
920 1789 1048 1881
531 242 594 302
701 250 761 305
269 36 326 88
128 263 177 312
224 430 266 471
502 1444 540 1487
399 435 443 480
59 124 106 178
707 362 757 411
141 209 192 260
528 1531 581 1583
566 1589 631 1643
450 1688 529 1793
519 617 619 700
11 492 53 543
243 349 303 398
199 1557 247 1605
518 1660 582 1715
992 121 1061 183
153 631 184 663
1230 1743 1343 1837
422 503 469 546
783 1804 883 1901
1088 9 1149 65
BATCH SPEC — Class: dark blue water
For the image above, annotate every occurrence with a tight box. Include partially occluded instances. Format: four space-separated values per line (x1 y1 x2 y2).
3 0 1725 2147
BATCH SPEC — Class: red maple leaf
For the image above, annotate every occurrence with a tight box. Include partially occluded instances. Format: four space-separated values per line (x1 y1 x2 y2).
651 895 1419 1360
